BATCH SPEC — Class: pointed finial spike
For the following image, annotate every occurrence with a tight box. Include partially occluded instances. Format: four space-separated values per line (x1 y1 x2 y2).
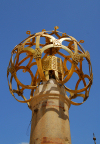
93 133 96 144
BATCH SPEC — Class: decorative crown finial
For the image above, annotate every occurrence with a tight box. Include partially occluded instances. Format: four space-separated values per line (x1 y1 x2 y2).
7 27 93 107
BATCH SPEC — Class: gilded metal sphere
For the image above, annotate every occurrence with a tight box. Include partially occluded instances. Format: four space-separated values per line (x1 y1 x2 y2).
7 26 93 106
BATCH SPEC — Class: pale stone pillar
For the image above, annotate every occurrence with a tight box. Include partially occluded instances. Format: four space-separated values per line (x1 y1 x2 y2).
30 79 71 144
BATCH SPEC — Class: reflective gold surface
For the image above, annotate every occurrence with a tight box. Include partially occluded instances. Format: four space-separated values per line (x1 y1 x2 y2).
7 26 93 106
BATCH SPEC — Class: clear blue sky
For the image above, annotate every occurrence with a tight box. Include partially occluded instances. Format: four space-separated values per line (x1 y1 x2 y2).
0 0 100 144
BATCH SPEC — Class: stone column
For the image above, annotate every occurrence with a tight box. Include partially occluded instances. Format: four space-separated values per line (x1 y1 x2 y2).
30 79 71 144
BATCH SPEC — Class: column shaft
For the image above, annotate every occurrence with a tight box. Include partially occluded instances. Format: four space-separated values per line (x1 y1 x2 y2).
30 79 71 144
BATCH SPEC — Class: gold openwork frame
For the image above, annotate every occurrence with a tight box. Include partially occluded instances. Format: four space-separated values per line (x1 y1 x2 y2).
7 26 93 107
